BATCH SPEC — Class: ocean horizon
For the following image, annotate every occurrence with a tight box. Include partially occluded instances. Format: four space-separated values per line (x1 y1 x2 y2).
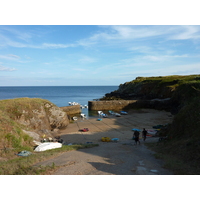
0 86 118 116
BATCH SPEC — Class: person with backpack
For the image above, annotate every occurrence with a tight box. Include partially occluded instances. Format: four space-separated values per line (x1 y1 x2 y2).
142 128 147 141
133 130 140 145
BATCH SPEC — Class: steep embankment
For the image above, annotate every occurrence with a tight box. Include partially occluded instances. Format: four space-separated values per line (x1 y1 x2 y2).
0 98 69 155
102 75 200 174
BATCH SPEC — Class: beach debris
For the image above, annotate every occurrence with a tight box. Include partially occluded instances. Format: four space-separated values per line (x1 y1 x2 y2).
34 142 62 152
101 137 111 142
17 150 32 157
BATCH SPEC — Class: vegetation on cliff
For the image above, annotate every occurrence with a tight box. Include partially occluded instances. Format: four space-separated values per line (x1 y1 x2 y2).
103 74 200 101
103 74 200 174
0 98 69 159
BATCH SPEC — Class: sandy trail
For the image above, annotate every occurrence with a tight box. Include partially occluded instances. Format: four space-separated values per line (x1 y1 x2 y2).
36 109 174 175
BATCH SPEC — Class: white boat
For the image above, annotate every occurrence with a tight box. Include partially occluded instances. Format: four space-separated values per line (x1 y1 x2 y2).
102 113 108 118
80 113 87 118
98 111 103 115
147 129 157 135
34 142 62 152
72 116 78 121
109 110 116 115
69 102 79 106
115 113 121 117
84 105 88 108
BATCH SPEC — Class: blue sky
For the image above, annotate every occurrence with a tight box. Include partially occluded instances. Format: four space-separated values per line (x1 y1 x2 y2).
1 25 200 86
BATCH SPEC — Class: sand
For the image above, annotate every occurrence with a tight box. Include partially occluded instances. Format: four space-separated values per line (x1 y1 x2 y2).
36 108 174 175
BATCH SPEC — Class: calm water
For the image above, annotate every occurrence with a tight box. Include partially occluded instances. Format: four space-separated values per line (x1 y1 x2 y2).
0 86 118 116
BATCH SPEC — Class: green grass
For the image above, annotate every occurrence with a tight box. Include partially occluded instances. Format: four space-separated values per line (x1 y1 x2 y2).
0 98 57 155
0 143 99 175
146 142 200 175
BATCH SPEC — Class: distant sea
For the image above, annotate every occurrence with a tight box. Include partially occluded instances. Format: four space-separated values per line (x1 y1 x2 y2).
0 86 118 116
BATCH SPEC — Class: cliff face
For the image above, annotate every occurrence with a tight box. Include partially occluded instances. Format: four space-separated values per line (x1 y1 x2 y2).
0 98 69 150
102 75 200 113
102 75 200 174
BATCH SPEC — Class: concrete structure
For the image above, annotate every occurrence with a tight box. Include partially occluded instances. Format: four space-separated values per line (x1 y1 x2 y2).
60 105 81 115
88 100 138 111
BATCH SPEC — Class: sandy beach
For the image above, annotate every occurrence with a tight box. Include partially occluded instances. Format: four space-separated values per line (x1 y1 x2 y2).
60 108 173 144
37 109 174 175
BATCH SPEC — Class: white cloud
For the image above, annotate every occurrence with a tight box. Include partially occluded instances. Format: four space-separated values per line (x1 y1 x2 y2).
168 25 200 40
0 54 20 60
41 43 76 49
0 65 16 71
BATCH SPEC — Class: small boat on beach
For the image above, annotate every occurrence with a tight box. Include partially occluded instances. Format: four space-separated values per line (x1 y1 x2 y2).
120 111 128 115
98 111 103 115
80 113 87 118
34 142 62 152
115 113 121 117
98 111 108 118
109 110 115 115
102 113 108 118
72 116 78 121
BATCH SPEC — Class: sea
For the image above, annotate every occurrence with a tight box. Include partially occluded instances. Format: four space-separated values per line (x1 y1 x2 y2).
0 86 118 117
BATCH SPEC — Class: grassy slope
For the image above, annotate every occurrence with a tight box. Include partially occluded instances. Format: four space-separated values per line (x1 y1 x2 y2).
0 98 55 157
0 97 99 174
109 75 200 174
117 74 200 99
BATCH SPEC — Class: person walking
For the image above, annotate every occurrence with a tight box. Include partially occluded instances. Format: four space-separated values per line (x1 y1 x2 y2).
133 130 140 145
142 128 147 141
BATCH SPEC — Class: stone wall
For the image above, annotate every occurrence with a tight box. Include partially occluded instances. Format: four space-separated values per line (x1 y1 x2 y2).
88 99 172 111
88 100 138 111
60 105 81 115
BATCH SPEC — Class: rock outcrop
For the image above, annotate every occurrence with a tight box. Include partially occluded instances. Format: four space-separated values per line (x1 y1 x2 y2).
0 98 69 147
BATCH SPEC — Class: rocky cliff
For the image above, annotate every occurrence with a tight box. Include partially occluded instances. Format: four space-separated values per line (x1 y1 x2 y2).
101 75 200 174
0 98 69 150
101 75 200 113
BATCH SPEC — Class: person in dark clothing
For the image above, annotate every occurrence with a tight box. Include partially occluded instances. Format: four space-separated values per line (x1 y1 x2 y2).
142 128 147 141
133 130 140 145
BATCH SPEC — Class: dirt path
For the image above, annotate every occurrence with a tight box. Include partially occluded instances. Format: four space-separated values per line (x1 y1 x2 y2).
36 109 174 175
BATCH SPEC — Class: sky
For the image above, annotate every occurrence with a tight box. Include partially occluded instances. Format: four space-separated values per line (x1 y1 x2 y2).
1 25 200 86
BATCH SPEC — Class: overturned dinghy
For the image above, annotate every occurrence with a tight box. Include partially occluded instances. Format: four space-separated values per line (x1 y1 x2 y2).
34 142 62 152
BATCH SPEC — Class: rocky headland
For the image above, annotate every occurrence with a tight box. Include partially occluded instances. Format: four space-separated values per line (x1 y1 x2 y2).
0 98 69 152
98 75 200 173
